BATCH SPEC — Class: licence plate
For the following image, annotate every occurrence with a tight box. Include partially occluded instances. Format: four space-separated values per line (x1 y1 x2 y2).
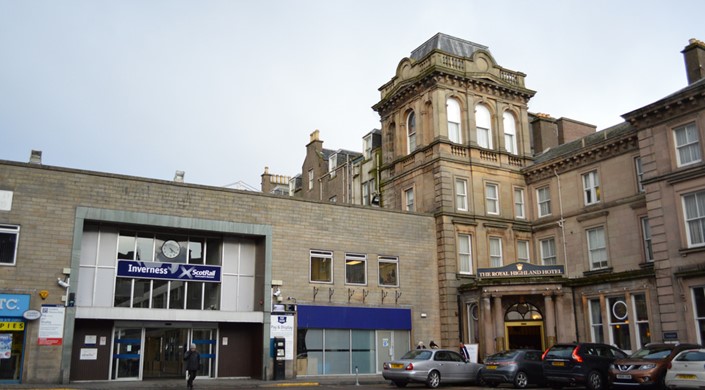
616 374 631 380
391 364 403 369
552 361 565 366
486 365 497 370
676 374 697 380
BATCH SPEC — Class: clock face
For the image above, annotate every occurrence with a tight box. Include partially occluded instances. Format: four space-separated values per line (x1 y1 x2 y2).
161 240 181 259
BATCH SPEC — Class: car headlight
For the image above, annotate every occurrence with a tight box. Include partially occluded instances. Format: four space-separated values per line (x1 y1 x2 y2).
639 364 656 370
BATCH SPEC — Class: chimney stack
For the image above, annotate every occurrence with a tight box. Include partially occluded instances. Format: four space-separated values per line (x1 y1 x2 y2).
29 150 42 164
174 170 185 182
683 38 705 85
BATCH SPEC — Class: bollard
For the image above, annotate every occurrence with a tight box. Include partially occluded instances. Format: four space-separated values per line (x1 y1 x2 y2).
355 366 359 386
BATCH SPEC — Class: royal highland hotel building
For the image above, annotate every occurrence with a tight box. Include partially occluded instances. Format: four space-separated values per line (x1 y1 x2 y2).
0 34 704 385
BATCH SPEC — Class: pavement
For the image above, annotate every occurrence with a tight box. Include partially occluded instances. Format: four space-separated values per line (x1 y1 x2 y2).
4 375 390 389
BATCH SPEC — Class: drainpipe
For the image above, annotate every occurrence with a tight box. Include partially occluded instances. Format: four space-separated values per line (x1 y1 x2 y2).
555 168 576 342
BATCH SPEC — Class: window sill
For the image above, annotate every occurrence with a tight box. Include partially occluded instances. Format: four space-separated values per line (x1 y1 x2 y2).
583 267 613 277
679 246 705 257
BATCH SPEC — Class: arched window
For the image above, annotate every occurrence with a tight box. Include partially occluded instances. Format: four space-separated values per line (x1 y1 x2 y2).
447 98 462 143
503 111 518 154
407 111 416 154
505 302 543 321
475 104 492 149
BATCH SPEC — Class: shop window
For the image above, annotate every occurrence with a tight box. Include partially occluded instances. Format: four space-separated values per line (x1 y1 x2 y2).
296 328 377 375
0 225 19 266
633 294 650 348
589 299 604 343
378 256 398 287
310 250 333 283
345 253 366 285
608 296 632 352
693 287 705 345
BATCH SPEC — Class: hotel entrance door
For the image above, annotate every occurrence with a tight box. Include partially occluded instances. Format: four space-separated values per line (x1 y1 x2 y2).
505 321 544 351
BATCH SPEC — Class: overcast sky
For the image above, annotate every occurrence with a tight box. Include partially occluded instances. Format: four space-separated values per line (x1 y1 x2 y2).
1 1 703 189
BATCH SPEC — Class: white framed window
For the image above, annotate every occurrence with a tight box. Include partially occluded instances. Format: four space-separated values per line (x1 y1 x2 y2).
308 169 314 190
517 240 530 263
489 237 502 267
589 299 604 343
0 225 20 266
458 234 473 274
404 188 415 212
640 217 653 262
455 178 468 211
407 111 417 154
485 183 499 215
328 153 337 177
587 226 608 270
634 157 645 193
607 296 632 351
537 186 551 217
683 190 705 247
582 170 601 205
363 134 373 160
674 122 701 167
692 287 705 345
378 256 399 287
540 237 557 265
503 111 517 154
475 104 492 149
514 187 525 219
362 181 370 206
310 250 333 283
345 253 367 285
632 293 651 348
447 98 462 144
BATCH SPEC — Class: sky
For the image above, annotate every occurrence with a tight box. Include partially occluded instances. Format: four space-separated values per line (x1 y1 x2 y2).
1 1 703 189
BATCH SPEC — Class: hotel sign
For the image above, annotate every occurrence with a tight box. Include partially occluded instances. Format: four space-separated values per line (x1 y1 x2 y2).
117 260 221 283
478 262 564 278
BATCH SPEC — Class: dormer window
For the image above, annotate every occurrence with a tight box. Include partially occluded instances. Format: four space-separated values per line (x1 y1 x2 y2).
328 153 337 177
363 134 373 160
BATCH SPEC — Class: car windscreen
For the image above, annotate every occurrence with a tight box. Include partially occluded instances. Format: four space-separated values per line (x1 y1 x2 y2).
630 346 672 360
401 350 433 360
487 350 520 361
544 345 574 359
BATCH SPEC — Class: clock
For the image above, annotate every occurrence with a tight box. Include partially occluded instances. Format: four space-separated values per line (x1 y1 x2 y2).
161 240 181 259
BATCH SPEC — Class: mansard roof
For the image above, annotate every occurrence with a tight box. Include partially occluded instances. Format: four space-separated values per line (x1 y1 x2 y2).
410 33 489 61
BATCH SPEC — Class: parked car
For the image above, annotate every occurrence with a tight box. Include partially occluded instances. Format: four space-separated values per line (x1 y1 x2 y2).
479 349 544 388
664 348 705 389
609 342 701 389
542 342 627 390
382 348 484 388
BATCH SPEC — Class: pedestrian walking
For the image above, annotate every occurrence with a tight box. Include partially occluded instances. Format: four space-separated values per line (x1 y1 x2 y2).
184 343 201 389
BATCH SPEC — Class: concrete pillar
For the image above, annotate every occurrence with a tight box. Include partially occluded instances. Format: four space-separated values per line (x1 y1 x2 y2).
544 293 556 347
494 295 504 351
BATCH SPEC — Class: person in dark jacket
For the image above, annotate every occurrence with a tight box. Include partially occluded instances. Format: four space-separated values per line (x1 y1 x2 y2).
184 343 200 389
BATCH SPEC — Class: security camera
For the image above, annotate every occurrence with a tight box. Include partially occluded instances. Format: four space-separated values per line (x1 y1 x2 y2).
57 278 70 288
272 287 281 297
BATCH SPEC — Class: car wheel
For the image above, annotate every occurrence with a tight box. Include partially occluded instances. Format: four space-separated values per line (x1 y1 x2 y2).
586 370 604 390
513 371 529 388
392 381 407 388
425 370 441 388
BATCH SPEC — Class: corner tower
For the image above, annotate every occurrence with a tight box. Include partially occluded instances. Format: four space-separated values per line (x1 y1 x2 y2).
373 33 536 350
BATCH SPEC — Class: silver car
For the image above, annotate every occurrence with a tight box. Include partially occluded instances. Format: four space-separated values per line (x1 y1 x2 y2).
382 349 484 388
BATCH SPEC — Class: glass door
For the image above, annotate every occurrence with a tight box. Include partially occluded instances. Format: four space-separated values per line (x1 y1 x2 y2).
143 328 188 378
190 328 216 378
112 328 142 380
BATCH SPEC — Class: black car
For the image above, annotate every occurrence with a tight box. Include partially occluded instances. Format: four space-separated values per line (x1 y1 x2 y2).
479 349 545 388
542 342 627 390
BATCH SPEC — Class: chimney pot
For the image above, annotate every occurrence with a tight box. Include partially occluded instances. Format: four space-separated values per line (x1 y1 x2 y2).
29 150 42 164
174 170 185 182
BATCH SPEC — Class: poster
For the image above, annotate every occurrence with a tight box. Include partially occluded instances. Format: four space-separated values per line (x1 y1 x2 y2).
0 334 11 359
38 305 65 346
467 344 479 363
270 314 294 360
80 348 98 360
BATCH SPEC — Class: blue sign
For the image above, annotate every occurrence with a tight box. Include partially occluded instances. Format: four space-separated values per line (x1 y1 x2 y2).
117 260 221 283
0 294 30 317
